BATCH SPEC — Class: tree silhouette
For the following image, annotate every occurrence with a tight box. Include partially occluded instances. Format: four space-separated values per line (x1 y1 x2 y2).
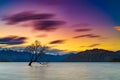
25 40 48 66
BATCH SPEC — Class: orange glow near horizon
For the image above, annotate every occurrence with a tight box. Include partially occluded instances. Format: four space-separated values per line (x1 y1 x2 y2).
0 21 120 52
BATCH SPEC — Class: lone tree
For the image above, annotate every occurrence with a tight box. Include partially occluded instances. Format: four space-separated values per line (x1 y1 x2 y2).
25 40 48 66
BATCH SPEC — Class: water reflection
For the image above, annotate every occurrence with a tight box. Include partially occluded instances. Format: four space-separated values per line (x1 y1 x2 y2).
0 63 120 80
25 63 84 80
26 64 49 80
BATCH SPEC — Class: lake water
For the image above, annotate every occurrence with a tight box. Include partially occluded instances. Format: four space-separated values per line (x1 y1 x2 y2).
0 62 120 80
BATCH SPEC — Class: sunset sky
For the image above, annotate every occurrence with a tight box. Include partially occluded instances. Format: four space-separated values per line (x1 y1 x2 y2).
0 0 120 51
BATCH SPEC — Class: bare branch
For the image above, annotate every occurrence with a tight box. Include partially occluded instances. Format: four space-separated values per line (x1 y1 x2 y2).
24 40 49 66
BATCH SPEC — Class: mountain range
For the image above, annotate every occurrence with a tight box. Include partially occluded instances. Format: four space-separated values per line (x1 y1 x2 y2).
0 48 120 62
0 49 73 62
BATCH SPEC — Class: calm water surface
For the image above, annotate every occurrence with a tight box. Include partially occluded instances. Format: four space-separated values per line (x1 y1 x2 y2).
0 62 120 80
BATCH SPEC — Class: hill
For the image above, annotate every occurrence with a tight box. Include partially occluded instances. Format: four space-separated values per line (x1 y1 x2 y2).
64 49 120 62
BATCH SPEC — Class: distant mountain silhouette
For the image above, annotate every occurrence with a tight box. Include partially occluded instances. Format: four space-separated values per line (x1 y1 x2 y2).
0 48 120 62
0 49 73 62
116 50 120 54
64 49 120 62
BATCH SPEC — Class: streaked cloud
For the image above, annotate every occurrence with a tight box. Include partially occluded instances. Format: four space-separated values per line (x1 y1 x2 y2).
0 36 27 45
49 40 65 44
34 20 65 31
88 44 100 47
80 43 100 48
73 34 101 38
2 11 66 32
2 11 54 24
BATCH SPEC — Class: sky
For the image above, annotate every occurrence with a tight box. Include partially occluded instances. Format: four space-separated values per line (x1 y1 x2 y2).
0 0 120 52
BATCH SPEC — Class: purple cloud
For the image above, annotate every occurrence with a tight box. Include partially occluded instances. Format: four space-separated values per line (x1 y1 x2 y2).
2 11 66 32
2 11 54 24
34 20 65 31
73 34 101 38
75 28 92 32
49 40 65 44
0 36 27 45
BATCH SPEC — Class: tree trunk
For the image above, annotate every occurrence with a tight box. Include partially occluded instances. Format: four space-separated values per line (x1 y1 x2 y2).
28 60 33 66
28 56 37 66
28 54 42 66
